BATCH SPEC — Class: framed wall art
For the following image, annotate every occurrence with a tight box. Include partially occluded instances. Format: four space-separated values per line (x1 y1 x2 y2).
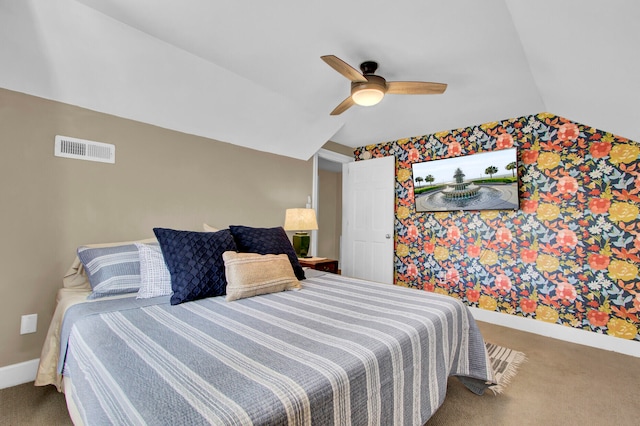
411 148 519 212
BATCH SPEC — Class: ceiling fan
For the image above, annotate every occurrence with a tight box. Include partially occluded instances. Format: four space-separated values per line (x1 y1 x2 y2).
321 55 447 115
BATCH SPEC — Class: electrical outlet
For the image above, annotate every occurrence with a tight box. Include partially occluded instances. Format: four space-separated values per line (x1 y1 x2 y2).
20 314 37 334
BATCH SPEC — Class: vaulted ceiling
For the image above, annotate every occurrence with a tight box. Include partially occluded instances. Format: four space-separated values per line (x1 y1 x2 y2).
1 1 638 160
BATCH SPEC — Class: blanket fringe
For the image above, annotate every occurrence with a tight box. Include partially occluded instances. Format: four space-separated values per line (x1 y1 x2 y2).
485 343 527 395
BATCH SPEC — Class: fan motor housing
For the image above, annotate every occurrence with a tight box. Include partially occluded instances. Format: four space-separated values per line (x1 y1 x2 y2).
350 75 387 93
360 61 379 75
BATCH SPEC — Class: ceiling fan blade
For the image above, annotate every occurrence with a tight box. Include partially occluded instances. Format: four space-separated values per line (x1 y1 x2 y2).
330 96 355 115
386 81 447 95
321 55 367 83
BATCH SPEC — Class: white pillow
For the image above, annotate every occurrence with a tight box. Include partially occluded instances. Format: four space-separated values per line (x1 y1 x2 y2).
203 223 219 232
135 243 172 299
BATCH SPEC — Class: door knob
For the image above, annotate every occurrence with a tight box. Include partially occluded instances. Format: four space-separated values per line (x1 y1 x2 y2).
385 234 391 239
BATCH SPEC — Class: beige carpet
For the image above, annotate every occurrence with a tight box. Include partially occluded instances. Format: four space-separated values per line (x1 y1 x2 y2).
1 321 638 425
427 322 640 425
0 380 71 426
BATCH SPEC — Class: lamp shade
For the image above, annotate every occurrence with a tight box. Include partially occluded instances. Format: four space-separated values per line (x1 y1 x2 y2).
351 86 385 106
283 208 318 231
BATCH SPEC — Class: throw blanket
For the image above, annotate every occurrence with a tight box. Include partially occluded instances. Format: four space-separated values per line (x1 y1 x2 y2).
61 273 494 425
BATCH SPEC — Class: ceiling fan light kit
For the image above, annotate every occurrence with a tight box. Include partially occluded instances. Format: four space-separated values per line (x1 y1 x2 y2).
321 55 447 115
351 84 386 106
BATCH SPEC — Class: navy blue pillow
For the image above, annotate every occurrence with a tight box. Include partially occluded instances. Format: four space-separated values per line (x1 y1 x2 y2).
229 225 305 280
153 228 237 305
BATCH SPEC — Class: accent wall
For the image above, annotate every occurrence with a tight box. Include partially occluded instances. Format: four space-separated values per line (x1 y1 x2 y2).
354 113 639 343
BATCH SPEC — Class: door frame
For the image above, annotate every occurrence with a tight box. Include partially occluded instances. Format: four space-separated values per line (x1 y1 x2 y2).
312 148 353 258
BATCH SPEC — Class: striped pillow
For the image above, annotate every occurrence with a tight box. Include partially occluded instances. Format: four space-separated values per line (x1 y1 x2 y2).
223 252 300 301
135 243 172 299
77 244 141 299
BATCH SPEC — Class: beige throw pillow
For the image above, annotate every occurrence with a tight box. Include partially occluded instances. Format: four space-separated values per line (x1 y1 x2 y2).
223 252 300 301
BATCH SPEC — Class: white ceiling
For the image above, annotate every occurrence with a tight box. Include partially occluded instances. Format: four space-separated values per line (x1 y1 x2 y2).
1 1 638 160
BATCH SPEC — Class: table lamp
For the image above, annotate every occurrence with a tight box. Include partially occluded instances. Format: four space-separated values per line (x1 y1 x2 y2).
283 208 318 258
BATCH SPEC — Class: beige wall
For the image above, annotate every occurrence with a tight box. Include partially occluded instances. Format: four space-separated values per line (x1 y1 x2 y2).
317 169 342 261
0 88 313 368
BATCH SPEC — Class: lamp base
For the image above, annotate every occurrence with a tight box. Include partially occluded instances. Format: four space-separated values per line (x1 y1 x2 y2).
292 232 310 258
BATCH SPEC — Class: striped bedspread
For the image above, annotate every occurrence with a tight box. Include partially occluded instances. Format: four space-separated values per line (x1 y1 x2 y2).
60 273 494 425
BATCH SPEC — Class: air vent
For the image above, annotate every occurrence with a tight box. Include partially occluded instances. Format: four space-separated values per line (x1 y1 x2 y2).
54 135 115 164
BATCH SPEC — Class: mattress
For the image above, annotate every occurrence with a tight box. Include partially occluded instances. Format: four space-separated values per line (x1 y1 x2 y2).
58 272 494 425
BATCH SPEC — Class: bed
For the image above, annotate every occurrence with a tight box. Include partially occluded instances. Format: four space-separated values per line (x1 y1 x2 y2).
35 226 495 425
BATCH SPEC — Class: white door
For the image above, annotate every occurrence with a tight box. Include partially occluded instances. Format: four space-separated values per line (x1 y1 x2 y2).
341 155 395 284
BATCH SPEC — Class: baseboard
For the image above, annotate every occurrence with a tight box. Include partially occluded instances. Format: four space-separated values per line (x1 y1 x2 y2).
470 307 640 358
0 358 39 389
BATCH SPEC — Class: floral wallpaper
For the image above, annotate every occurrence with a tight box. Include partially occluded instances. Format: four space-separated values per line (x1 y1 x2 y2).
354 113 640 342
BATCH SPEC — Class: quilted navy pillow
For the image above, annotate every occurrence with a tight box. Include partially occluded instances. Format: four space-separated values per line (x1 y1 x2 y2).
229 225 305 280
153 228 237 305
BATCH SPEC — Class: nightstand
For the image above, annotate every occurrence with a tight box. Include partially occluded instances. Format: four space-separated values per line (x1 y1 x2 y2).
298 257 339 274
